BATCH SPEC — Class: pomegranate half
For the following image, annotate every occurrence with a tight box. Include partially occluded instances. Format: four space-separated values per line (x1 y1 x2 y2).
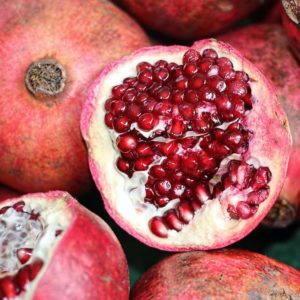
131 249 300 299
116 0 270 40
282 0 300 61
0 0 150 196
221 24 300 227
0 191 129 299
81 40 291 251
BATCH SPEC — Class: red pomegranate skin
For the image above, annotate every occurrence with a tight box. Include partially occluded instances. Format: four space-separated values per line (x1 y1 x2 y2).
116 0 270 40
0 191 129 299
0 0 150 196
131 250 300 299
220 24 300 227
281 1 300 62
0 185 20 202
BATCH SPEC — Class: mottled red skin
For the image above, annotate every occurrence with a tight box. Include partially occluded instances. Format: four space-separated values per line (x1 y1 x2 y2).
220 24 300 227
131 249 300 299
116 0 269 40
282 0 300 61
0 185 20 202
0 0 150 196
0 192 129 300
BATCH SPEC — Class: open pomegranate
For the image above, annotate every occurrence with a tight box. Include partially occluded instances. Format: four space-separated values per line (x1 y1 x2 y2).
0 0 150 196
81 39 291 250
130 249 300 299
221 24 300 227
116 0 271 40
0 192 129 299
282 0 300 61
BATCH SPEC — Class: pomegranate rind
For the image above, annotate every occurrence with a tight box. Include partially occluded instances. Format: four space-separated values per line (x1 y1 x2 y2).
130 249 300 299
81 39 291 251
116 0 269 40
0 0 150 196
0 191 129 300
221 24 300 227
0 185 20 202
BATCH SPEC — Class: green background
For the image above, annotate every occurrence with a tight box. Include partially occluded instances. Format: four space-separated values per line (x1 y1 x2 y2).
81 190 300 287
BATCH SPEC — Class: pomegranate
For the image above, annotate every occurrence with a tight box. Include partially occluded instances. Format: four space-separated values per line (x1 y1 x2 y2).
116 0 270 40
130 249 300 299
0 191 129 299
282 0 300 61
221 24 300 227
0 185 20 202
0 0 150 196
263 0 282 22
81 39 291 250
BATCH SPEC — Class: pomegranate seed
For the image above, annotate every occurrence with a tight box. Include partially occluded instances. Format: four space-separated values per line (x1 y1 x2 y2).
150 165 166 178
168 119 186 138
198 152 217 172
171 90 184 103
0 277 17 298
137 61 152 73
138 69 153 85
227 80 248 97
122 88 137 102
180 136 198 149
215 94 232 113
104 113 114 128
213 128 224 140
145 186 155 202
208 141 231 158
156 196 169 207
154 179 172 196
160 141 178 156
183 62 198 77
192 113 213 133
12 201 25 212
198 86 216 102
177 200 194 224
137 113 157 131
134 157 154 171
149 217 168 238
236 201 253 219
164 210 183 231
219 67 236 80
247 188 269 205
124 77 137 87
235 71 249 82
184 177 196 186
29 259 44 280
188 73 205 89
117 158 131 174
136 92 149 103
0 206 10 214
184 89 199 103
223 131 243 150
173 170 184 182
116 134 137 153
143 98 158 113
181 154 199 175
112 84 129 98
105 98 113 111
179 103 194 120
113 116 131 133
16 265 30 291
135 83 147 92
227 204 238 219
167 62 178 72
153 67 169 82
154 60 168 68
126 103 142 120
232 97 245 118
194 183 211 203
17 248 33 264
207 75 226 92
174 76 188 90
163 154 180 171
154 101 172 116
183 49 201 63
170 183 186 198
136 143 154 157
250 167 272 190
157 87 171 101
217 57 233 68
202 48 218 59
198 58 214 73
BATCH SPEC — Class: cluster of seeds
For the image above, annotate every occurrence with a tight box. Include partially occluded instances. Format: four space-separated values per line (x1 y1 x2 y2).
104 48 272 238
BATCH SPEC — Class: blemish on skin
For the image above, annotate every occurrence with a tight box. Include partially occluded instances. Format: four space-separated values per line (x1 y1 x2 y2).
218 0 234 12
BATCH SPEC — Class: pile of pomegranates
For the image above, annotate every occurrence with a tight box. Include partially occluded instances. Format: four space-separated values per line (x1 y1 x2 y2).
0 0 300 298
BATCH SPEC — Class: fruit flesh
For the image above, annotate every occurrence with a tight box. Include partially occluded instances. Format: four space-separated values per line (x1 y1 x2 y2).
81 39 291 250
220 24 300 227
0 0 150 196
116 0 270 40
0 192 129 300
130 249 300 299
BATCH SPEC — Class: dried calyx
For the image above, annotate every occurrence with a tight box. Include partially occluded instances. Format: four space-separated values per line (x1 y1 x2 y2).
81 40 291 250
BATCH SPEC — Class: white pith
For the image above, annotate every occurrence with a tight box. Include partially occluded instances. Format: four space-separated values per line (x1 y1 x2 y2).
0 195 71 299
283 0 299 24
85 40 288 249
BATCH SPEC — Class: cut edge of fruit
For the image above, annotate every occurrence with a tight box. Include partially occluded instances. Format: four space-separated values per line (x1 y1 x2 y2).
81 39 291 250
282 0 300 24
0 191 73 298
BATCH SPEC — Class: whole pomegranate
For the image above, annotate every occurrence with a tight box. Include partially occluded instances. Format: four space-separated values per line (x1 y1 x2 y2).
81 39 291 250
0 191 129 299
281 0 300 61
0 0 150 196
131 249 300 299
116 0 270 40
0 185 20 202
220 24 300 227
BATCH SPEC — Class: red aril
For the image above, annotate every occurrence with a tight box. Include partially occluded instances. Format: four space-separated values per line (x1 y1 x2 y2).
81 40 291 250
221 24 300 227
0 0 150 196
130 250 300 299
0 192 129 299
